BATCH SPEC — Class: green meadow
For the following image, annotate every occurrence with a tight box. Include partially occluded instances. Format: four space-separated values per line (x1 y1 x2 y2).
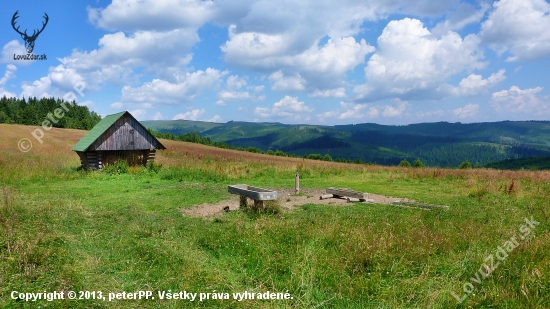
1 125 549 308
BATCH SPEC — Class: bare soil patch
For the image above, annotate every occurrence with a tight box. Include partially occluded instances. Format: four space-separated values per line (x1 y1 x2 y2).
181 188 414 218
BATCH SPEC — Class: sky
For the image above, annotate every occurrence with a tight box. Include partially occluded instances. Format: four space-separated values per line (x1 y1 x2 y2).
1 0 549 125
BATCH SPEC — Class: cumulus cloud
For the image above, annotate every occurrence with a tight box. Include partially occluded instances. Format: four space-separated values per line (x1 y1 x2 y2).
254 96 313 122
318 100 411 122
480 0 550 62
225 75 247 90
309 88 347 98
121 68 225 105
20 76 53 99
453 103 479 119
338 103 369 119
382 100 409 117
59 29 198 85
269 71 306 92
173 108 206 120
355 18 485 102
222 20 374 92
21 28 199 100
453 69 506 96
491 86 549 116
215 74 264 105
1 41 32 66
206 115 223 122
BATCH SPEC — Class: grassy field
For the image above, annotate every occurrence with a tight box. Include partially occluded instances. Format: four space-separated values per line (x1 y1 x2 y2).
1 124 549 308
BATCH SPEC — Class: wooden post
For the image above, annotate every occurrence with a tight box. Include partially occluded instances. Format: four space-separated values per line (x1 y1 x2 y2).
239 195 247 209
295 173 300 194
254 199 264 210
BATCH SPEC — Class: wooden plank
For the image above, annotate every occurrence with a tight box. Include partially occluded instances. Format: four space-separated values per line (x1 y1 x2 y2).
228 184 277 201
326 187 368 200
319 194 333 200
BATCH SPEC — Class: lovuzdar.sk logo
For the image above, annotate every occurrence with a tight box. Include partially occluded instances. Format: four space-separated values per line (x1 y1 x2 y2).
11 10 48 61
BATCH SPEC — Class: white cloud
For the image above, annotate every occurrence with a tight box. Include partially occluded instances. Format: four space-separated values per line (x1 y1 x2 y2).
130 108 148 120
368 107 380 118
338 103 368 119
453 69 506 96
173 108 206 120
355 18 485 102
59 29 198 84
309 87 347 98
222 19 374 91
207 115 222 122
269 71 306 92
218 90 252 101
480 0 550 62
20 27 200 99
316 101 381 123
0 65 16 86
491 86 549 116
88 0 214 32
121 68 225 105
0 64 17 98
1 41 32 66
216 74 264 105
20 76 53 99
453 103 479 119
383 100 409 117
254 96 313 122
226 75 247 90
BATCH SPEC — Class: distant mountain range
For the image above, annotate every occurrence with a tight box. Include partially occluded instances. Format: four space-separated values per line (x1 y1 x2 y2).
142 119 550 168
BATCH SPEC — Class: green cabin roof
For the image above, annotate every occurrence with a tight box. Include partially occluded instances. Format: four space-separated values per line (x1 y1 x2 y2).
71 111 165 152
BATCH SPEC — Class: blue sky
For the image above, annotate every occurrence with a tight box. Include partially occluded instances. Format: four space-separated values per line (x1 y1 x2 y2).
1 0 549 125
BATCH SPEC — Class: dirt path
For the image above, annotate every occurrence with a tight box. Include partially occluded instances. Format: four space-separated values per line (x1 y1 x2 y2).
181 188 414 218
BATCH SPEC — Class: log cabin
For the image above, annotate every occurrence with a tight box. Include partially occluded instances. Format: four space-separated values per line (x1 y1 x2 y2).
71 111 166 169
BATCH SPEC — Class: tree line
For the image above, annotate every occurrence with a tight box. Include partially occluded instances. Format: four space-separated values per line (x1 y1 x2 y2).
0 96 101 130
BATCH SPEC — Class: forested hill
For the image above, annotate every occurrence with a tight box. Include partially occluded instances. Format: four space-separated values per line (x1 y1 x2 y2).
143 119 550 168
484 155 550 170
0 96 101 130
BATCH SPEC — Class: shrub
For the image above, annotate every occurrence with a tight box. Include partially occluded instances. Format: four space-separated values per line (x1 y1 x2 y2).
103 160 129 175
458 160 472 169
413 159 425 168
398 159 411 167
145 161 162 173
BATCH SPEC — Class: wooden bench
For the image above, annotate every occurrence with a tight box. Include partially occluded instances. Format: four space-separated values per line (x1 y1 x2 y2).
228 184 278 210
322 187 369 202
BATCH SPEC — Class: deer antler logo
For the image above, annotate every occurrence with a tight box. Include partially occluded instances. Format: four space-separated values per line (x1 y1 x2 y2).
11 10 49 54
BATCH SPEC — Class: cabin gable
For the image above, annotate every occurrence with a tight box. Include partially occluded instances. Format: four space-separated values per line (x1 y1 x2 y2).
89 115 161 151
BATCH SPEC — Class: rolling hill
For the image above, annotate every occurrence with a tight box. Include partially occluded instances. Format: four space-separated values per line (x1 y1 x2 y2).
142 120 550 168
